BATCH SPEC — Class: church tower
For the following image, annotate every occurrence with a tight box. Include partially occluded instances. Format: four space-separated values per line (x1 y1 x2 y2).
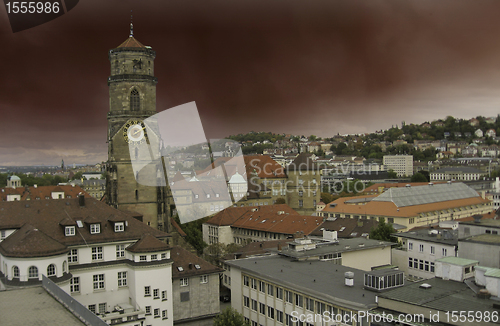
106 25 171 232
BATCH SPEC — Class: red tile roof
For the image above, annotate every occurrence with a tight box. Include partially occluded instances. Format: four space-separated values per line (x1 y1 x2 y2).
171 246 222 278
126 234 170 253
0 224 68 258
0 185 91 201
117 36 145 48
205 204 297 226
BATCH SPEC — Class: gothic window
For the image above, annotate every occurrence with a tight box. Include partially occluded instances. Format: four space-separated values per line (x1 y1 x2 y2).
130 89 140 111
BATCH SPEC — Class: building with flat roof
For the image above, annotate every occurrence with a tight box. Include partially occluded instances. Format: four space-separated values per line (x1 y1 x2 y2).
383 155 413 177
392 228 458 280
227 254 387 326
430 166 486 182
321 182 492 231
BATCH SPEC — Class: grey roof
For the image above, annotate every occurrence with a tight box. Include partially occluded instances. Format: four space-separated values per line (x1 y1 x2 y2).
433 167 485 174
378 277 499 321
0 286 86 325
459 233 500 245
396 228 458 245
435 256 478 266
372 182 479 207
226 255 379 311
279 237 394 259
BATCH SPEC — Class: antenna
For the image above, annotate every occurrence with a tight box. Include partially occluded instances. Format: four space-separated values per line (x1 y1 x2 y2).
130 10 134 37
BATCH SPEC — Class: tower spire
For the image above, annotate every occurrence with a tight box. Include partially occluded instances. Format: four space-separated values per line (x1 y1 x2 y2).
129 10 133 37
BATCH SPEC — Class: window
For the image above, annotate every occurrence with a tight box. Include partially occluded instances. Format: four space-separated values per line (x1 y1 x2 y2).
145 306 151 315
276 287 283 300
408 257 413 268
118 272 127 287
88 304 96 314
161 253 166 259
251 278 257 289
243 275 249 286
408 242 413 250
162 310 168 320
200 275 208 284
180 278 189 286
47 264 56 277
259 280 265 292
153 288 159 298
65 226 75 236
130 89 140 111
295 294 303 307
267 284 274 296
68 249 78 263
13 266 19 278
259 303 266 314
154 308 160 318
252 299 257 311
99 303 106 314
430 262 435 273
430 246 435 255
306 298 314 311
140 255 147 261
244 296 250 307
70 277 80 293
267 306 275 318
299 200 303 207
93 274 105 290
145 286 151 296
419 244 424 252
285 290 293 303
299 191 303 196
442 248 447 256
91 247 103 261
277 310 284 323
90 224 100 234
162 290 167 301
28 266 38 279
114 222 124 232
151 254 157 260
116 245 125 258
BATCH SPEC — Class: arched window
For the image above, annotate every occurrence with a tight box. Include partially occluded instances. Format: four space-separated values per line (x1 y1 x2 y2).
13 266 19 278
135 189 139 200
130 89 140 111
47 264 56 277
28 266 38 279
62 261 67 273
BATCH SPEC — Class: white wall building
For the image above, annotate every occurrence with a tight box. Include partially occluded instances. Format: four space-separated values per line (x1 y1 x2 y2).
383 155 413 177
0 196 173 326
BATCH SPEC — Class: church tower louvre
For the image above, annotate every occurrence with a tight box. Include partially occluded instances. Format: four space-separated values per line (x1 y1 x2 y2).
105 24 171 233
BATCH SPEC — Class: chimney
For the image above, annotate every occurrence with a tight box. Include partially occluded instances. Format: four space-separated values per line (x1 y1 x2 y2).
344 272 354 287
78 193 85 207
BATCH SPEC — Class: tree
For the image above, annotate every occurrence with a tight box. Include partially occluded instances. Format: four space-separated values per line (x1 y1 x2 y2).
321 192 334 204
275 197 286 204
213 307 250 326
411 173 428 182
369 217 397 243
387 169 398 179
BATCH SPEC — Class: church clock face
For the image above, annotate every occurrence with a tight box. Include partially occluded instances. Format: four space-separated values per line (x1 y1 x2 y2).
123 120 148 144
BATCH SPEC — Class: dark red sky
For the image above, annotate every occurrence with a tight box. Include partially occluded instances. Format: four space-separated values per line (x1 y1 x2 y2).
2 0 500 165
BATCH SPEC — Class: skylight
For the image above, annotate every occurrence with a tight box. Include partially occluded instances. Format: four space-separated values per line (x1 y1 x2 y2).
195 264 201 269
177 267 184 272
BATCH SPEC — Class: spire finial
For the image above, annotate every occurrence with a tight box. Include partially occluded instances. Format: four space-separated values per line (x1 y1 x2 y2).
130 10 134 37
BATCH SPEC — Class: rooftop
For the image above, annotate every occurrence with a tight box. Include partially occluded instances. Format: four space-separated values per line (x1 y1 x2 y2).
435 256 479 266
372 182 480 207
459 233 500 245
0 286 86 325
396 228 458 245
378 277 499 320
171 246 222 278
227 255 378 311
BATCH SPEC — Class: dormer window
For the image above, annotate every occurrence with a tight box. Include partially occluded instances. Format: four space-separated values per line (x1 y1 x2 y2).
65 226 76 236
206 194 211 198
90 224 100 234
194 194 199 199
216 193 220 198
114 222 124 232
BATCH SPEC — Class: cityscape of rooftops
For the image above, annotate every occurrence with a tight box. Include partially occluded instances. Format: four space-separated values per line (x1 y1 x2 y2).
2 1 500 326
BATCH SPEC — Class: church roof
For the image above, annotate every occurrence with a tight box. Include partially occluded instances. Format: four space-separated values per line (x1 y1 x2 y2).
117 36 146 49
